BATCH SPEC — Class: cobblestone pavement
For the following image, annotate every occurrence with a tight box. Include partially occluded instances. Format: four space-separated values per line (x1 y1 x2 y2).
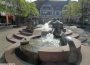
0 27 25 62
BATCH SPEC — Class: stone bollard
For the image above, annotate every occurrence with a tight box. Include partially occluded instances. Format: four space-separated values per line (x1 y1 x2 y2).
20 38 29 45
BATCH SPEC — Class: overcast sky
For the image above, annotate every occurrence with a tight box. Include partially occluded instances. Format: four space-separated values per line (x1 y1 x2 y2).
26 0 78 2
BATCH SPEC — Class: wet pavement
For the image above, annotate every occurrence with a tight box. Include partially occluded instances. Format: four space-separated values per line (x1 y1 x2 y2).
0 25 90 63
0 27 24 62
66 26 90 45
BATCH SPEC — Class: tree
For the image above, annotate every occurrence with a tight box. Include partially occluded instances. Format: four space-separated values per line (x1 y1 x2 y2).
62 1 81 24
0 0 39 25
79 0 90 25
26 2 39 18
15 0 39 17
0 0 39 17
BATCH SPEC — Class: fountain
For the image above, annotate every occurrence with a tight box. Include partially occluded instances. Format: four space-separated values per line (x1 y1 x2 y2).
19 19 81 65
4 18 82 65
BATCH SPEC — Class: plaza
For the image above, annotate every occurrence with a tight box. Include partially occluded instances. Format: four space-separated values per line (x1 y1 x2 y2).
0 0 90 65
0 25 90 65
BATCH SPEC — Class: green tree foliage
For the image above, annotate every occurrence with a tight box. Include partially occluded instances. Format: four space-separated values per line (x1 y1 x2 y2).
29 3 39 16
26 2 39 17
0 0 39 17
79 0 90 25
18 0 30 16
0 0 17 14
79 0 90 17
62 1 81 19
79 0 90 4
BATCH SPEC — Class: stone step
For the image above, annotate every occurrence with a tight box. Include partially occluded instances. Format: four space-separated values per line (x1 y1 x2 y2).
19 30 32 36
13 33 28 40
5 46 33 65
69 33 79 39
13 33 23 40
6 34 21 43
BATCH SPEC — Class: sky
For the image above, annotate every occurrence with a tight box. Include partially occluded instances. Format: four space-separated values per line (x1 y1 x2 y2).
25 0 78 2
25 0 36 2
71 0 78 2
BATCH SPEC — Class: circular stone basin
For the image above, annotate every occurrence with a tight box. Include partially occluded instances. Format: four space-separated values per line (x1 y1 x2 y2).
20 33 81 63
21 35 60 53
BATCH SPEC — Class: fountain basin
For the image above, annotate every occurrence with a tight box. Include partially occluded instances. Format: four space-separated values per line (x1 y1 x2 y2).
19 24 81 63
38 45 70 62
20 44 70 62
20 37 81 63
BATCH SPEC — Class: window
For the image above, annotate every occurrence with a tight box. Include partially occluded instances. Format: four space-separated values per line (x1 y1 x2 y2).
41 4 53 10
43 7 52 10
41 10 52 16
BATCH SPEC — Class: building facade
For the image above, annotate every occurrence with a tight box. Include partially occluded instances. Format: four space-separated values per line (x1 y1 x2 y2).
35 0 68 23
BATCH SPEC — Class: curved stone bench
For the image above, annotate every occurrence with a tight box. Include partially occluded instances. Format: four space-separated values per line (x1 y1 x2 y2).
6 34 20 43
69 33 79 39
5 46 33 65
13 33 28 40
13 33 23 40
6 28 42 44
19 30 32 36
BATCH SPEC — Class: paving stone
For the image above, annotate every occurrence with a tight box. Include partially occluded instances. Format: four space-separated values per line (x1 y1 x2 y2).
0 27 25 61
79 46 90 65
